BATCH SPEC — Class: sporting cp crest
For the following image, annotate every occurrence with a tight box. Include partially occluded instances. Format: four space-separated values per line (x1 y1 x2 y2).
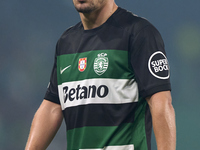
78 57 87 72
94 53 109 75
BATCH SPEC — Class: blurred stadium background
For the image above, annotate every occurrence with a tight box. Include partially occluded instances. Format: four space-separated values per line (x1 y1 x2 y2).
0 0 200 149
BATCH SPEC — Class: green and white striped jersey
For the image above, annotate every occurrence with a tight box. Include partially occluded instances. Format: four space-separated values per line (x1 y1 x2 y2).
45 7 171 150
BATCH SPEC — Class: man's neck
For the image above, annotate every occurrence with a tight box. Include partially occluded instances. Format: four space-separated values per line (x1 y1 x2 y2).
79 2 118 30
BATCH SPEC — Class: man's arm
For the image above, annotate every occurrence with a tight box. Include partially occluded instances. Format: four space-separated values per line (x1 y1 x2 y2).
146 91 176 150
25 100 63 150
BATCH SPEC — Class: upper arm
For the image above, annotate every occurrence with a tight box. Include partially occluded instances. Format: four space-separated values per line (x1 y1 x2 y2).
39 99 62 116
35 99 63 124
145 91 176 150
25 100 63 150
34 99 63 140
146 91 173 115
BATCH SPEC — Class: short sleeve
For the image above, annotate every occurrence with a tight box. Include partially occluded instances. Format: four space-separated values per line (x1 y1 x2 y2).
130 24 171 98
44 44 60 104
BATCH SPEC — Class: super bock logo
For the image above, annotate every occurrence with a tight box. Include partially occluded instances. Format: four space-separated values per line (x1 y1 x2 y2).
94 53 109 75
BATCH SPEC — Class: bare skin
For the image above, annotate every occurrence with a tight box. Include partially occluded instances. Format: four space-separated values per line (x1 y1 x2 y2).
146 91 176 150
73 0 118 30
25 100 63 150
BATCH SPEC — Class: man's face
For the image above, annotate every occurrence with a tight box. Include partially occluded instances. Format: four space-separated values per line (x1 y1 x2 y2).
73 0 106 13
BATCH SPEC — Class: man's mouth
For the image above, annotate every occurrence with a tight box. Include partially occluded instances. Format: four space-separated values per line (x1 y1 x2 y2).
78 0 86 3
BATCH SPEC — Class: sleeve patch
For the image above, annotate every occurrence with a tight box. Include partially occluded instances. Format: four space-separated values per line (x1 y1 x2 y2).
148 51 170 80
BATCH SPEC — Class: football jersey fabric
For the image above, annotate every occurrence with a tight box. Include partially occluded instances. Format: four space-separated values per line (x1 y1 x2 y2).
44 7 171 150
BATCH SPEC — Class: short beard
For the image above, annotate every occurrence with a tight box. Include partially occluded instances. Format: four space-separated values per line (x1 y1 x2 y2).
75 7 95 13
75 3 96 13
74 0 104 13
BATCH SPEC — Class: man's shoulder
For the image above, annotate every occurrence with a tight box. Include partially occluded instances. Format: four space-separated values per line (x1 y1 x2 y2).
59 22 82 39
114 7 154 34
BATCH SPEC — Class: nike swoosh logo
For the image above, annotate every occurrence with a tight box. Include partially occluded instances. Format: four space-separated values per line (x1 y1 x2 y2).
60 65 71 74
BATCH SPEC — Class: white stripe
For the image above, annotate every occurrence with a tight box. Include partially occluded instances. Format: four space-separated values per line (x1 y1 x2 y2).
58 78 139 110
79 144 134 150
